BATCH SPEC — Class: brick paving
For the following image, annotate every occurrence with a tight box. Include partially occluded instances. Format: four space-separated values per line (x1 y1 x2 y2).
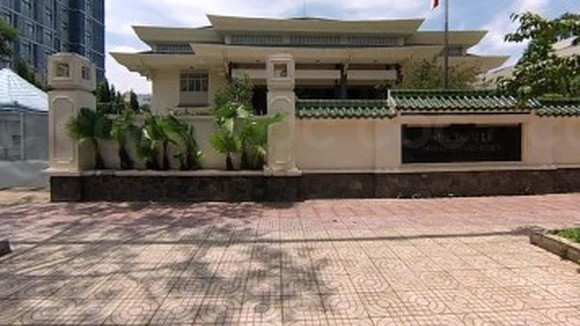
0 194 579 325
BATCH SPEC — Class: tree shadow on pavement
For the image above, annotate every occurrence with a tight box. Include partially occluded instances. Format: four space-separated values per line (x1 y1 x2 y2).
0 201 333 325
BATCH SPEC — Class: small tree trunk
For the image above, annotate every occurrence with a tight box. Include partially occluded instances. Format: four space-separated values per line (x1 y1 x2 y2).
226 154 234 171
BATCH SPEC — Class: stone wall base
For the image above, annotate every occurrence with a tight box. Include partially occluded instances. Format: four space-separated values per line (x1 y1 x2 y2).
50 169 580 202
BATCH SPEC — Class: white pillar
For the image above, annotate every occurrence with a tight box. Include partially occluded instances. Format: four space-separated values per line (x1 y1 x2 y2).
47 53 97 172
265 54 300 175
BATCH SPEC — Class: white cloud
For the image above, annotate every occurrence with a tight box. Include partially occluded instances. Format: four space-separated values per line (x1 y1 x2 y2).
471 0 550 67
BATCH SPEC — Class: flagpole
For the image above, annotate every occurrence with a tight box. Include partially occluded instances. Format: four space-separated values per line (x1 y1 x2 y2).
444 0 449 89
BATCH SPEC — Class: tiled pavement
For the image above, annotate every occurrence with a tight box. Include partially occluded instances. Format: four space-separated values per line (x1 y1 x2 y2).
0 194 579 325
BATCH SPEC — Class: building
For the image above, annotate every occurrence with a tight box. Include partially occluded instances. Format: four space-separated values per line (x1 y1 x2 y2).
47 52 580 202
112 15 509 115
0 0 105 81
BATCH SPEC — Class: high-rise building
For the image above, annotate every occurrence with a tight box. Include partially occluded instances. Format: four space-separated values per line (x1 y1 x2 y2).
0 0 104 81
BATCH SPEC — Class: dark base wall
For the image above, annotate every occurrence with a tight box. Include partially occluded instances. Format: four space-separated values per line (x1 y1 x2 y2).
51 169 580 202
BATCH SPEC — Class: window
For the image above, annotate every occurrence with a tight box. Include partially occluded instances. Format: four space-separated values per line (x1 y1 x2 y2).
20 41 32 61
45 8 53 25
290 35 341 45
346 36 399 46
26 22 34 38
156 43 193 53
44 31 53 45
230 34 284 45
22 0 32 15
81 66 91 81
2 11 11 24
55 63 70 78
180 73 208 92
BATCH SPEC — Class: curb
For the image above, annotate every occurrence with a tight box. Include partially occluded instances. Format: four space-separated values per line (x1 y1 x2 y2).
530 231 580 264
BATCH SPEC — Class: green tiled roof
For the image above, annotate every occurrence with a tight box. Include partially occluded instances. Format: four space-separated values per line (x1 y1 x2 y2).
296 99 397 119
536 98 580 117
390 90 539 112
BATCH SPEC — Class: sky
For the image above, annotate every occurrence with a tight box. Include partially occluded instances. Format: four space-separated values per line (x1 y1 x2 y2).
104 0 580 94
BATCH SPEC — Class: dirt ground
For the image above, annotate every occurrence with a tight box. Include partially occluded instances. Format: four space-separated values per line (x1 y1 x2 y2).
0 188 50 206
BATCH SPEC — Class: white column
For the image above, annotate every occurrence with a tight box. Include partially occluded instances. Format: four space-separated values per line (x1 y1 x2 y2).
47 53 97 172
265 54 300 175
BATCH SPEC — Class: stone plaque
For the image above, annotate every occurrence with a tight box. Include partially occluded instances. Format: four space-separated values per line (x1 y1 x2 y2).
402 124 522 163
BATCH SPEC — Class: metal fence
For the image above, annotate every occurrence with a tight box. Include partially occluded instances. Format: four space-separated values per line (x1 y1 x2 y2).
0 111 48 161
0 110 49 188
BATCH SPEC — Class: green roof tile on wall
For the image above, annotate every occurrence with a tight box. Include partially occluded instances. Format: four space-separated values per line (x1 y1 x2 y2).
296 99 397 119
536 98 580 117
389 89 538 111
295 92 580 120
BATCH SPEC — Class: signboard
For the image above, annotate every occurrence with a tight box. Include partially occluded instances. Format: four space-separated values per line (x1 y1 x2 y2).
402 124 522 163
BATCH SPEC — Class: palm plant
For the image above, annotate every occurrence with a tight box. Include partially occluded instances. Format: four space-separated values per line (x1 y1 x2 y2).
210 128 242 171
66 108 112 169
240 113 285 170
138 115 171 170
111 109 140 169
163 116 202 170
211 102 251 170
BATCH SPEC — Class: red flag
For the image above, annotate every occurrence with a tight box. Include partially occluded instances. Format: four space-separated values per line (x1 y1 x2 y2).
431 0 439 9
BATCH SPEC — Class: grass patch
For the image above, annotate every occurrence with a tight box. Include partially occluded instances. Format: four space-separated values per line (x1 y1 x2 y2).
554 228 580 243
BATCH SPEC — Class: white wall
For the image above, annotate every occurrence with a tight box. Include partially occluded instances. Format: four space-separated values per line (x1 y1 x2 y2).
295 114 580 172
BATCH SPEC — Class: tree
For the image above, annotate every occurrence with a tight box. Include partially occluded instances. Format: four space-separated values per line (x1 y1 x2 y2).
97 81 127 114
129 90 139 112
16 59 45 90
498 12 580 102
97 80 112 103
0 19 17 61
394 58 478 90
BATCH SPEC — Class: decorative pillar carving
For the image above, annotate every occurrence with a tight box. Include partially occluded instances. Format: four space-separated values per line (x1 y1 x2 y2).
47 53 97 172
265 54 300 176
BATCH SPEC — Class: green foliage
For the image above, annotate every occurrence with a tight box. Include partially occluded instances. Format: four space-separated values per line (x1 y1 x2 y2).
129 91 139 112
211 75 283 170
394 58 478 90
163 116 202 170
65 108 112 169
15 59 45 90
555 228 580 243
210 128 242 171
138 115 171 170
111 109 140 169
499 12 580 102
97 80 128 114
214 75 254 111
97 80 112 103
0 19 17 60
240 113 285 170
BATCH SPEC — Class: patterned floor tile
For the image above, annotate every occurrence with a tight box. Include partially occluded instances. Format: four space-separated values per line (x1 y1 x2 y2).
149 296 205 325
320 293 369 319
194 297 242 325
103 299 160 325
373 314 464 326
